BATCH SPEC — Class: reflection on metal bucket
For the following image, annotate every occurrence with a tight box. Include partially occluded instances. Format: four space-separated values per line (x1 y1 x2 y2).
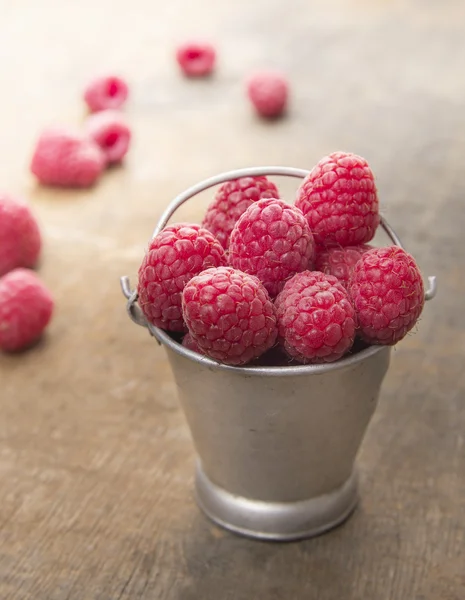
121 166 437 541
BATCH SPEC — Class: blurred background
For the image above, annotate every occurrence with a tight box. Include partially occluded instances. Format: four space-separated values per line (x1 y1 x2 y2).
1 1 464 599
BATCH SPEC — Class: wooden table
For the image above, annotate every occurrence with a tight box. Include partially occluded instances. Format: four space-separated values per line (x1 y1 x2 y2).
1 1 464 598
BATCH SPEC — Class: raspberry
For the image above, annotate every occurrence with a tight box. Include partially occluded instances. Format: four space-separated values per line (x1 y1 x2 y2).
0 269 54 352
229 198 315 297
138 224 226 332
30 128 105 188
202 176 279 249
295 152 380 247
349 246 424 345
85 110 131 165
176 42 216 77
315 244 373 288
182 332 204 354
275 271 356 363
83 75 129 112
246 71 289 118
182 266 277 366
0 195 41 277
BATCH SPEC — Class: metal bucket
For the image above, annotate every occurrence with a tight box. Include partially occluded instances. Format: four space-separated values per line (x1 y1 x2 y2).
121 166 437 541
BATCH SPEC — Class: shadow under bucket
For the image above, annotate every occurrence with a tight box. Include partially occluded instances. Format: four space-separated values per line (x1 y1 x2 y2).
121 166 437 542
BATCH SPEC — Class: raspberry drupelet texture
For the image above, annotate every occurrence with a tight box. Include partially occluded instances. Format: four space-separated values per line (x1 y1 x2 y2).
182 332 204 354
30 128 105 188
202 176 279 249
295 152 380 247
246 71 289 118
85 110 131 164
229 198 315 297
0 195 42 277
0 269 54 352
176 42 216 77
349 246 424 345
315 244 373 288
275 271 356 363
182 267 278 365
84 75 129 112
137 224 226 332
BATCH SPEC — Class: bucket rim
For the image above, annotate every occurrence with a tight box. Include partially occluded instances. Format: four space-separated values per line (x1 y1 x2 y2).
149 322 390 376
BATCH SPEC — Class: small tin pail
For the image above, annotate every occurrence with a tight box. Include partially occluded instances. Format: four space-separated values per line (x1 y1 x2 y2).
121 166 437 541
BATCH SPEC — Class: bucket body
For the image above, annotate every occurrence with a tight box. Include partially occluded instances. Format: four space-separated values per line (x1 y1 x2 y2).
158 330 391 540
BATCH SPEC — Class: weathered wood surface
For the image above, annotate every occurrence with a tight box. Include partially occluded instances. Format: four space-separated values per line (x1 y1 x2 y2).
1 1 464 598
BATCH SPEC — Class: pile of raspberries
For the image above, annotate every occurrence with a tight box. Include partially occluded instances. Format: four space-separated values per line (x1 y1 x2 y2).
137 151 426 367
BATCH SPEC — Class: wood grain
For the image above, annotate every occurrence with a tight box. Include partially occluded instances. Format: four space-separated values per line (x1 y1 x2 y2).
1 0 464 598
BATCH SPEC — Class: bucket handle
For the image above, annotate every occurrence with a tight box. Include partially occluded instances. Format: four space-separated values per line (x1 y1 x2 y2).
120 166 437 329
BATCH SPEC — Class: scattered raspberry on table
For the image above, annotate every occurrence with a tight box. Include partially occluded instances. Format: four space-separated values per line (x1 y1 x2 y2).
315 244 373 288
30 128 105 188
83 75 129 113
176 42 216 77
85 110 131 165
182 266 278 366
137 224 226 332
229 198 315 297
246 71 289 118
0 194 41 277
295 152 380 247
275 271 356 363
0 269 54 352
202 176 279 249
349 246 425 345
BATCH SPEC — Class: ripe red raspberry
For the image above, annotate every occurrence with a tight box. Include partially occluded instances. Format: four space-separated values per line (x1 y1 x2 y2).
246 71 289 118
349 246 424 345
83 75 129 112
295 152 380 247
275 271 356 363
182 332 204 354
85 110 131 165
182 267 278 366
229 198 315 297
176 42 216 77
0 195 41 277
315 244 373 288
30 128 105 188
0 269 54 352
138 224 226 332
202 176 279 249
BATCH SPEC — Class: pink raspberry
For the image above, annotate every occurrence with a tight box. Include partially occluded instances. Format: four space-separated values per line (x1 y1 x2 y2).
349 246 424 345
182 266 278 366
295 152 380 247
315 244 373 288
275 271 356 363
229 198 315 297
0 195 41 277
83 75 129 113
246 71 289 118
0 269 54 352
202 176 279 249
182 332 204 354
85 110 131 165
30 128 105 188
138 224 226 332
176 42 216 77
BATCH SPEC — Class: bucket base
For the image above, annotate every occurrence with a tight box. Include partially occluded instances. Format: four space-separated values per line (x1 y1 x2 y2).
195 463 359 542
